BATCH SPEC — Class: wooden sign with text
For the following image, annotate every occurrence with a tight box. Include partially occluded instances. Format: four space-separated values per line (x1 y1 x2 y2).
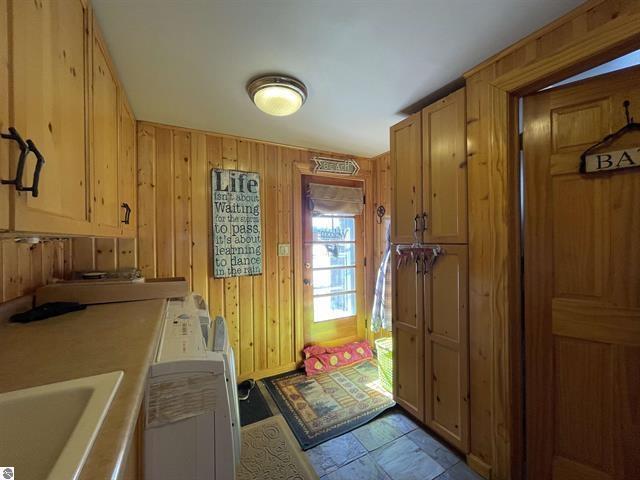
313 156 360 176
581 147 640 174
211 169 263 278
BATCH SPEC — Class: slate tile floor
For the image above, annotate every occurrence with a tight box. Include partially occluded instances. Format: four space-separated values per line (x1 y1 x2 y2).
305 408 483 480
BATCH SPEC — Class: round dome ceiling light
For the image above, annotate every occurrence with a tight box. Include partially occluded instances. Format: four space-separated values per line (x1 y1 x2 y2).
247 75 307 116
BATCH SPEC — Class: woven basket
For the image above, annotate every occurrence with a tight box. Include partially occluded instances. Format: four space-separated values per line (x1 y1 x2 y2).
375 337 393 393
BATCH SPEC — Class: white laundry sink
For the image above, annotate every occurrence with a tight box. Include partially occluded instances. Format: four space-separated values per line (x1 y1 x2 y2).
0 371 124 480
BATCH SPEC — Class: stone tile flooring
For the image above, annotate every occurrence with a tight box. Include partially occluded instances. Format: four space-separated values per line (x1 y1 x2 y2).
305 408 483 480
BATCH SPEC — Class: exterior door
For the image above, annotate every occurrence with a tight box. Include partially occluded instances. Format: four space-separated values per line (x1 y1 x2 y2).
391 112 422 244
422 88 467 244
302 175 366 347
524 66 640 480
424 244 469 452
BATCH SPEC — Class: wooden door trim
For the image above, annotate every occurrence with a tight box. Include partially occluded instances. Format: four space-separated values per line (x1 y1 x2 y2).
462 3 640 478
292 160 374 362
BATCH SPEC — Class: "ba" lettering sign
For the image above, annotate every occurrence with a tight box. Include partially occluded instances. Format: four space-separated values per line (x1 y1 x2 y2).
582 147 640 174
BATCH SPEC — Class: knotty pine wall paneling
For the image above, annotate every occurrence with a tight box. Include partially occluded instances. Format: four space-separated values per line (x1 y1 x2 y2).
137 121 373 381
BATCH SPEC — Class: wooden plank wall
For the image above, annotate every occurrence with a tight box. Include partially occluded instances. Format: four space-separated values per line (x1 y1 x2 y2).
371 152 392 341
137 121 374 381
0 237 137 305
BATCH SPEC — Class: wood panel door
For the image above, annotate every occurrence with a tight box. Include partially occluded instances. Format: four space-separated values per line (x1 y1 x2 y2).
422 88 467 244
10 0 91 235
91 22 120 233
0 0 8 231
392 249 424 421
391 112 422 244
424 244 469 452
119 95 136 237
524 66 640 480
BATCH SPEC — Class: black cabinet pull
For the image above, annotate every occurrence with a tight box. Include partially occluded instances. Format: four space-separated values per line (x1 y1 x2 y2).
1 127 45 197
121 202 132 224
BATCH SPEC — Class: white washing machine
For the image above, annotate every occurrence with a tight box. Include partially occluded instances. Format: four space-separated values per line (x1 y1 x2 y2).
144 294 241 480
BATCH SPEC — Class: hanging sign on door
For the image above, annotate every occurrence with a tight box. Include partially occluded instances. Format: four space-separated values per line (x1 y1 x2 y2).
581 147 640 174
211 169 263 278
313 156 360 175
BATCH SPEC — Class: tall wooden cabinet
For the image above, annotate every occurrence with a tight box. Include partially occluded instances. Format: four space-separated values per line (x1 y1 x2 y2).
391 87 469 453
1 0 136 238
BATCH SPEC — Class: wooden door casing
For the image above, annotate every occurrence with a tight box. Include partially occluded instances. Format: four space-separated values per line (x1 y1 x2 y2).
91 22 120 232
422 88 468 244
424 244 469 452
392 249 425 422
391 112 422 244
10 0 91 234
524 66 640 480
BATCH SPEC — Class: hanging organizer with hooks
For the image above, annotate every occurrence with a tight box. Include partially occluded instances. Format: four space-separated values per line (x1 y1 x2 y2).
395 243 444 274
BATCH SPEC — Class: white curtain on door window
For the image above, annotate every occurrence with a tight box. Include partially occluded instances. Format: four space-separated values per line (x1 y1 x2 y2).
307 183 364 215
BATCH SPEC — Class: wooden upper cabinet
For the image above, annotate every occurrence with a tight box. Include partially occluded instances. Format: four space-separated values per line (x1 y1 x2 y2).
118 96 137 237
0 0 9 231
424 244 469 452
91 21 120 233
391 112 422 244
10 0 92 234
422 88 467 244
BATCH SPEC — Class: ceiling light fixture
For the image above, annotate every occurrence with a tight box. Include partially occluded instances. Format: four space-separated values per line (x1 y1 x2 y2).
247 75 307 116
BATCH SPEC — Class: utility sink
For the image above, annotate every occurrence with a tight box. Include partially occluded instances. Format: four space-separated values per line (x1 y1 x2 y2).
0 371 123 480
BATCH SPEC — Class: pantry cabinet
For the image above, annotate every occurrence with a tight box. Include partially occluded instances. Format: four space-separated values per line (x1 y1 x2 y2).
0 0 136 238
9 0 92 235
391 87 469 453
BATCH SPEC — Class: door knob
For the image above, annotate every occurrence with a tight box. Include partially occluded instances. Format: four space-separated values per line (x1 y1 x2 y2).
303 279 311 286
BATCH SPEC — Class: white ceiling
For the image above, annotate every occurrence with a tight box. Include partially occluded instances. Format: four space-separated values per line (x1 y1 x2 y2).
93 0 583 157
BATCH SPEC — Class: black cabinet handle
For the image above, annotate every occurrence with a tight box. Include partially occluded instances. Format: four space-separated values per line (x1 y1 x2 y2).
22 139 45 198
1 127 45 197
121 202 132 224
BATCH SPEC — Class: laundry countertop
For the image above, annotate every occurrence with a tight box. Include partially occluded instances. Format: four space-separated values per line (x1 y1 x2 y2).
0 299 167 480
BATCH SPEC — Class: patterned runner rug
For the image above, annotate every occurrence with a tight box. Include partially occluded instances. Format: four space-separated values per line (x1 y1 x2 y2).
237 414 319 480
264 360 395 450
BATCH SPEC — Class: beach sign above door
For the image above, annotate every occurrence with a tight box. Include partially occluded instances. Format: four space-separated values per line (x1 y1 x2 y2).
580 101 640 174
211 168 263 278
313 156 360 175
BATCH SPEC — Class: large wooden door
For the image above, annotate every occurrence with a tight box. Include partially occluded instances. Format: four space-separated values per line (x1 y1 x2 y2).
392 249 424 421
422 88 467 244
302 175 366 347
391 112 422 244
424 244 469 452
10 0 91 234
524 66 640 480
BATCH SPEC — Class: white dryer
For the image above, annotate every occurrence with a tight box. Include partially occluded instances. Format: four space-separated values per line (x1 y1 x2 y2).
144 294 241 480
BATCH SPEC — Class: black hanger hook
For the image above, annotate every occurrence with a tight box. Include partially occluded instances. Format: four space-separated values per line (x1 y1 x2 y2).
623 100 633 125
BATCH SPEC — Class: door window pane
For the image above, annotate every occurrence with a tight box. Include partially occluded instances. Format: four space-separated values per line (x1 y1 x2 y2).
313 267 356 296
312 216 355 242
313 293 357 322
312 243 355 268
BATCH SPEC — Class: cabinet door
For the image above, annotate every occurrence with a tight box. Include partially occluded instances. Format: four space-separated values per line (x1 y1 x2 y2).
92 24 120 232
0 0 8 231
119 96 136 237
422 88 467 243
424 244 469 451
391 112 422 244
11 0 91 234
392 249 425 421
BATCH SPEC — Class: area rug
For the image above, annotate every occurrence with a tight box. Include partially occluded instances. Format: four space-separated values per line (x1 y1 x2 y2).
237 414 319 480
264 359 395 450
